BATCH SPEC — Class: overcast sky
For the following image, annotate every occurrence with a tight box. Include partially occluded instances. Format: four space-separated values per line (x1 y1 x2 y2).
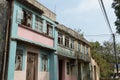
38 0 120 43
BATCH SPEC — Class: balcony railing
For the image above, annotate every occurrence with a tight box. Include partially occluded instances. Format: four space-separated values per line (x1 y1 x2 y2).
57 46 76 59
75 51 91 62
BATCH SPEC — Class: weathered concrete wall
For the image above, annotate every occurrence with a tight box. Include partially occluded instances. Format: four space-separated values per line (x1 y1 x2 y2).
57 24 90 46
91 58 100 80
0 0 8 79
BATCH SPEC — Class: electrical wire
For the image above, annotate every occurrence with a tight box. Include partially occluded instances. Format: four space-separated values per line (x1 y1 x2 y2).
98 0 113 34
84 33 112 37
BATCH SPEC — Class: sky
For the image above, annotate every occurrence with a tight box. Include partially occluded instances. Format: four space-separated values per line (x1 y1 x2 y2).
38 0 120 44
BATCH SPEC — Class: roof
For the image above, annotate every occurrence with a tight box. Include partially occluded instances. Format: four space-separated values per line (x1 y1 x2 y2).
57 24 91 46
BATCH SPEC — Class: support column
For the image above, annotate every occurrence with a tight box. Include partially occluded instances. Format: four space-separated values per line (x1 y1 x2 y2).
7 40 17 80
54 55 58 80
50 53 58 80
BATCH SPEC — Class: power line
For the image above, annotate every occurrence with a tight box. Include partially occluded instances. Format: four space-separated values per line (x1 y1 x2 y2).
84 33 112 37
98 0 119 76
98 0 113 34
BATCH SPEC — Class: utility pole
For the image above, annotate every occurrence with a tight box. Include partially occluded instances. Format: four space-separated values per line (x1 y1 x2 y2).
113 34 119 76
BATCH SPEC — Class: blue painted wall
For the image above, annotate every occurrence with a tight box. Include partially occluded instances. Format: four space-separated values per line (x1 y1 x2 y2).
7 41 17 80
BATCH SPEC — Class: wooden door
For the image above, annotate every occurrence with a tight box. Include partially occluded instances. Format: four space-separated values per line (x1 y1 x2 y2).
78 63 82 80
26 52 38 80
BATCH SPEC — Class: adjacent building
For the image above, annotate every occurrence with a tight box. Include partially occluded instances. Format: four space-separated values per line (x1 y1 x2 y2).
91 58 100 80
56 24 91 80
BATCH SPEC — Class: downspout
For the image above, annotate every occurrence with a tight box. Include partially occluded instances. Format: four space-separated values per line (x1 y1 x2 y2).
2 0 13 80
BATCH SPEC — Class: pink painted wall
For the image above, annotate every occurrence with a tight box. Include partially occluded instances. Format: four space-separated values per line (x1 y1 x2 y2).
18 26 54 47
38 72 49 80
65 72 77 80
14 71 26 80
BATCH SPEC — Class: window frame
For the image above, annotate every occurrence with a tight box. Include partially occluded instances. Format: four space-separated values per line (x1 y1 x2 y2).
41 54 48 72
58 32 63 45
15 49 23 71
35 16 43 32
65 36 69 47
17 8 32 27
78 42 81 52
47 22 53 37
70 38 74 49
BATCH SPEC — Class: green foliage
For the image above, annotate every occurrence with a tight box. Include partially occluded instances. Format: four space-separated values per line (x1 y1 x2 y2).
112 0 120 34
90 41 115 78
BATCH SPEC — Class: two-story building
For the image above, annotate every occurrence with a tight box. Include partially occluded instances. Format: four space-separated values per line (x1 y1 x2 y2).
56 24 91 80
7 0 58 80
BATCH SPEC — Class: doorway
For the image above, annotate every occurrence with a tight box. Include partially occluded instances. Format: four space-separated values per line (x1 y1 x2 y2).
26 52 38 80
59 60 63 80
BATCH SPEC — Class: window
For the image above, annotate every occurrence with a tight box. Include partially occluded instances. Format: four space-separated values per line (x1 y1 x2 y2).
35 16 43 32
17 9 32 27
70 39 74 49
47 23 53 37
42 55 48 72
58 32 63 45
78 43 81 52
86 47 89 54
66 62 70 75
65 36 69 47
82 45 85 53
15 49 23 71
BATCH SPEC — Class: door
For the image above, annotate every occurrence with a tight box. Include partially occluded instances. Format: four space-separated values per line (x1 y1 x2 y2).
78 63 82 80
59 60 63 80
26 52 38 80
94 66 97 80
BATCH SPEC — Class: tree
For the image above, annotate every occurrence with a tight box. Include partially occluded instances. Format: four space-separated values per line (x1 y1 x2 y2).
91 41 120 78
112 0 120 34
90 41 113 78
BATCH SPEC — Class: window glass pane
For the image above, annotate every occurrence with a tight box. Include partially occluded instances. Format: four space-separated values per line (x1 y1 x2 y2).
15 49 23 71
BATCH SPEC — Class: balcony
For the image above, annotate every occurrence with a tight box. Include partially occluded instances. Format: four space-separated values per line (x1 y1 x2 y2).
17 25 54 48
57 45 76 59
75 51 91 62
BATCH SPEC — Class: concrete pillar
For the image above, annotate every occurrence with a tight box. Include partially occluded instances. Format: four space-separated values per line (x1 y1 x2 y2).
7 40 17 80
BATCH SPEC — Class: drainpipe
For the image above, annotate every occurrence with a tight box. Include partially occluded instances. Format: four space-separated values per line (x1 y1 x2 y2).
2 0 13 80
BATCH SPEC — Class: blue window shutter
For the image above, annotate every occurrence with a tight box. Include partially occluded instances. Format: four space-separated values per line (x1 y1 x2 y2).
16 9 23 23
